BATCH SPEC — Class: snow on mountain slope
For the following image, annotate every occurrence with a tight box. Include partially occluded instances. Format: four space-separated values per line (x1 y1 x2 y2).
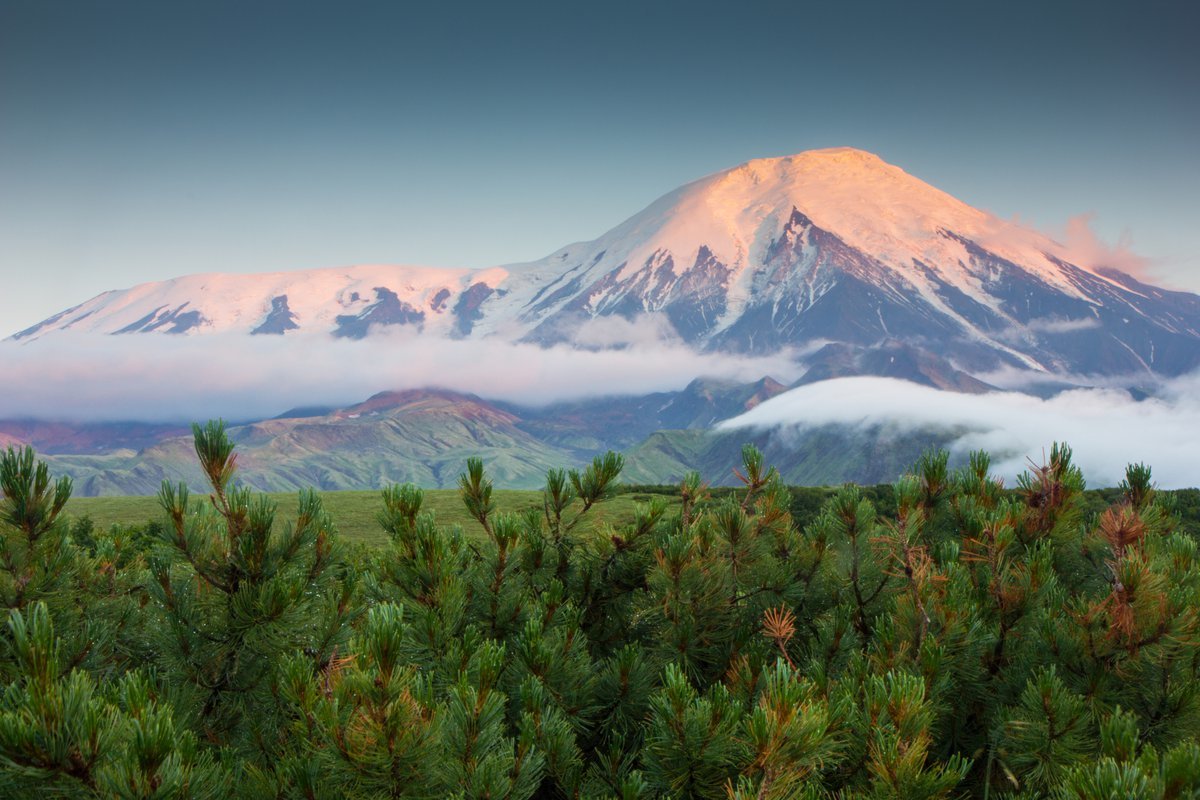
12 264 513 340
480 148 1200 376
13 148 1200 379
509 148 1083 310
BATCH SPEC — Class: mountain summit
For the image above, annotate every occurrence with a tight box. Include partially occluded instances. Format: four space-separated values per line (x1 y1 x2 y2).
13 148 1200 379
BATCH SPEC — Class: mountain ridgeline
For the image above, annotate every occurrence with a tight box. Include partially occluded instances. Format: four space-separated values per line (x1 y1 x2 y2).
13 148 1200 380
39 380 903 496
7 148 1200 493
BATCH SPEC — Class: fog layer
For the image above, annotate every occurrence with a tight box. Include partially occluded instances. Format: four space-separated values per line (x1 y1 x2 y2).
719 375 1200 488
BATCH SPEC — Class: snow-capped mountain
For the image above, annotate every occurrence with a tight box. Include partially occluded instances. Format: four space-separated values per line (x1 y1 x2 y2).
13 148 1200 379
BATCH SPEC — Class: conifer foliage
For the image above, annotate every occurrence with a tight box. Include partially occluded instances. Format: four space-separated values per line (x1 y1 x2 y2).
149 421 354 749
1 430 1200 798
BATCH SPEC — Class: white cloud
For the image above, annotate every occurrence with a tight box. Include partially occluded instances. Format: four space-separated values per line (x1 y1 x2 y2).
718 375 1200 488
973 212 1155 280
566 313 682 349
1058 213 1152 279
0 329 803 422
1023 316 1101 334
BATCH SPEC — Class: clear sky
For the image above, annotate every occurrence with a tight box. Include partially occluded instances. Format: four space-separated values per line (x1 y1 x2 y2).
1 0 1197 335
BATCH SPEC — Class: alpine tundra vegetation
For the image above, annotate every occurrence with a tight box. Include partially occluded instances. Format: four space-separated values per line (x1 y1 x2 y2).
2 424 1200 798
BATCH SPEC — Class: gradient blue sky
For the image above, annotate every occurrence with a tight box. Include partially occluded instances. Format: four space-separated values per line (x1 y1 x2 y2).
2 0 1197 336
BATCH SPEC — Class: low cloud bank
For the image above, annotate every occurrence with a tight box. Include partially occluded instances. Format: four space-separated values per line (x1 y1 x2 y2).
718 375 1200 488
0 329 802 423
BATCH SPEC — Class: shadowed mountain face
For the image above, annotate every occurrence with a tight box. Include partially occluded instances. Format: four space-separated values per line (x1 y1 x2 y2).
13 148 1199 385
794 341 995 394
251 295 300 335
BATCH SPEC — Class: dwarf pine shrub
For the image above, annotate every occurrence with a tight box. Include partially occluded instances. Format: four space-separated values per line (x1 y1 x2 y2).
1 429 1198 798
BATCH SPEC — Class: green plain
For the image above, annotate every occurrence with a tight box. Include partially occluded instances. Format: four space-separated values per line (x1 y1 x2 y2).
65 489 675 547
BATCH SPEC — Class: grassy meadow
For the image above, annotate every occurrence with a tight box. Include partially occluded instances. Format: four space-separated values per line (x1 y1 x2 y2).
66 488 679 546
